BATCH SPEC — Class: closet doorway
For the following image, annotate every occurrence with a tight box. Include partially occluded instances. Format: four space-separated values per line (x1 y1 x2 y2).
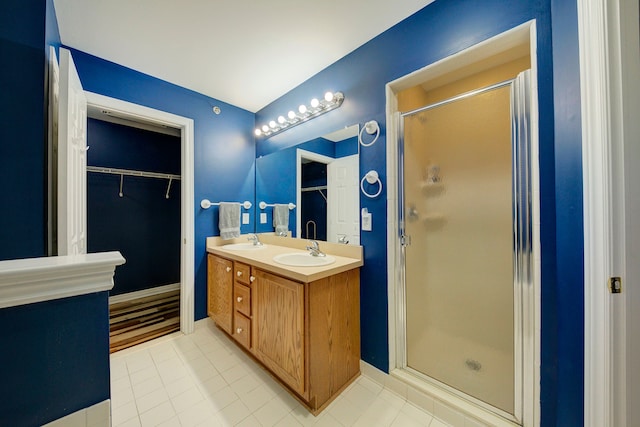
86 110 182 352
85 92 195 341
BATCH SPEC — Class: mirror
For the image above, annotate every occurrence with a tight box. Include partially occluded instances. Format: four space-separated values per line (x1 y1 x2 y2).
255 124 360 245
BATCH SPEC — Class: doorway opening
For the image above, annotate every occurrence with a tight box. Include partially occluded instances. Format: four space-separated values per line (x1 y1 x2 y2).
85 92 195 338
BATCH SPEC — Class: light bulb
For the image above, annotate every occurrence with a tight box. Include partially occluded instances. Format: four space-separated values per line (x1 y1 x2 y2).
324 91 334 102
310 98 319 108
277 115 286 124
288 110 296 119
298 105 307 114
254 128 262 136
269 120 277 128
261 125 269 132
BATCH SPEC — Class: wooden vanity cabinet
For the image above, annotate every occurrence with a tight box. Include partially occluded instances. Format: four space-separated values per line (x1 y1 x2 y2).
207 252 361 414
252 268 361 412
253 270 307 398
232 261 252 350
207 254 233 334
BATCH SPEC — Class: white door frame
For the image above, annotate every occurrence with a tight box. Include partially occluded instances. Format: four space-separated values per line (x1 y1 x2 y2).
385 21 540 426
578 0 640 425
85 92 195 334
296 149 334 239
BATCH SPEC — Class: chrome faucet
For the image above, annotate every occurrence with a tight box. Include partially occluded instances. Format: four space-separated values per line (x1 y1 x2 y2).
246 233 263 246
306 240 326 257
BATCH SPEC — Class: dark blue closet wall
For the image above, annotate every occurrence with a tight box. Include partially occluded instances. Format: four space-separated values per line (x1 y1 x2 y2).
256 0 583 424
68 48 255 319
87 119 181 295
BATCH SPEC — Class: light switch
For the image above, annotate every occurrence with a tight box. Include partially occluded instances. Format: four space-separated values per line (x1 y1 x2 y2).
242 213 250 224
260 212 267 224
361 208 372 231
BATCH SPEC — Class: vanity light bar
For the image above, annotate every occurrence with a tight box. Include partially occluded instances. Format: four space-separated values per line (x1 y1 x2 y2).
255 91 344 138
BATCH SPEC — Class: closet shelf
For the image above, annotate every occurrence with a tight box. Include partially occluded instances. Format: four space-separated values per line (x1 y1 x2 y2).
87 166 181 181
301 185 327 192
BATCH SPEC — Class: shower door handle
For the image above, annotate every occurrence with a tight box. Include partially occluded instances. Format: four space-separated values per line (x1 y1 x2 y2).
401 234 411 247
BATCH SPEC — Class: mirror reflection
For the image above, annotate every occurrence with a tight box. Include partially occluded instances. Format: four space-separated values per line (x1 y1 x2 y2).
255 125 360 245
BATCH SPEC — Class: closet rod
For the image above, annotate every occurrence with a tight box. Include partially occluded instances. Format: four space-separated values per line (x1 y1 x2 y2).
301 185 327 192
87 166 181 181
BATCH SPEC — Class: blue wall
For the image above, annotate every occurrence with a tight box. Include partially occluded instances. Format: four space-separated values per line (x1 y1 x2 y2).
0 1 113 426
256 0 583 424
0 293 111 426
0 0 49 260
66 48 256 320
87 119 181 296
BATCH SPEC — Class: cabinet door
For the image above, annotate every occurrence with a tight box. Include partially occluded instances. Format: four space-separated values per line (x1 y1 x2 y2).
207 254 233 334
253 270 306 397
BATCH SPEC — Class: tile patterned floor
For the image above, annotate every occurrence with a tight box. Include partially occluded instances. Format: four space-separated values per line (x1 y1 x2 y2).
110 318 450 427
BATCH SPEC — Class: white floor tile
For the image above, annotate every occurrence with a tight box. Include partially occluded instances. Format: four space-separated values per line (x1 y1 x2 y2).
139 400 176 427
390 411 428 427
274 413 304 426
132 376 164 399
171 386 205 414
130 366 160 386
252 396 291 427
429 419 452 427
135 387 170 414
216 399 251 425
110 319 440 427
112 401 139 426
115 417 141 427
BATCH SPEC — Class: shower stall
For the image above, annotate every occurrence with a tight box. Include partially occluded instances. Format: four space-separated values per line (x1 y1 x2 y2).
395 71 532 423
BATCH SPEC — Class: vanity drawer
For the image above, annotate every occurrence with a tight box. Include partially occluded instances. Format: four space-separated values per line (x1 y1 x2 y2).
234 262 251 285
233 312 251 349
234 283 251 317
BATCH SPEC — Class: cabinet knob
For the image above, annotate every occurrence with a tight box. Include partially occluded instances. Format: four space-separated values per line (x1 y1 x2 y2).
236 296 243 303
237 271 243 277
236 328 243 334
250 276 255 282
226 267 231 272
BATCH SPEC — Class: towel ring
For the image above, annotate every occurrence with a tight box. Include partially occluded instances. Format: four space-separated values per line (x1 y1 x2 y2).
359 120 380 147
360 170 382 198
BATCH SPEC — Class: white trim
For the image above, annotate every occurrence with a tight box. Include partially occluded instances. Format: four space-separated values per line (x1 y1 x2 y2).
108 282 180 305
0 252 125 309
577 1 616 426
385 21 540 426
43 399 110 427
84 92 195 335
295 149 335 238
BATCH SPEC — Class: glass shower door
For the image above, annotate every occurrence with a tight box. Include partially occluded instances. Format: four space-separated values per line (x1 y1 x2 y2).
400 80 523 418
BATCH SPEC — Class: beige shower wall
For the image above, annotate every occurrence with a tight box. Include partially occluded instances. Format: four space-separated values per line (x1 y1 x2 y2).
398 47 530 112
400 54 530 415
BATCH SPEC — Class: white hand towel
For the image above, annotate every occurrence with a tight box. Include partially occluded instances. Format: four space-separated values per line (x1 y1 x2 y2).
219 202 240 240
273 204 289 235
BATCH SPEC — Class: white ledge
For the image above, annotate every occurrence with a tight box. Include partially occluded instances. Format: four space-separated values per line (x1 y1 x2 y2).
0 252 126 309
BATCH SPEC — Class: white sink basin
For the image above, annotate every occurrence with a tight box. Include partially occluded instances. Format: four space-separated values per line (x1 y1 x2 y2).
222 243 267 251
273 252 336 267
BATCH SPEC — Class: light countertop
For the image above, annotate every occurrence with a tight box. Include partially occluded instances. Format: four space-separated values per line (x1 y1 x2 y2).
206 234 363 283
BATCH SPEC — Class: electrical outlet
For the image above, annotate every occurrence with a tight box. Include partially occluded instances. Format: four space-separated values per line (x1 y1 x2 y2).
260 212 267 224
242 213 250 224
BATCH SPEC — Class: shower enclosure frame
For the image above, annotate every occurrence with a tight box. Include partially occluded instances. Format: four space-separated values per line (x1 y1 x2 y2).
385 21 540 427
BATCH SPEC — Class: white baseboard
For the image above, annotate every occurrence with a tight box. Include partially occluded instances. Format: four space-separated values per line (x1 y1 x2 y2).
43 399 110 427
109 282 180 305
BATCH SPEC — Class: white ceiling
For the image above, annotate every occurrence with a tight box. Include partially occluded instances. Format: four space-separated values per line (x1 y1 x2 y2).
54 0 435 113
